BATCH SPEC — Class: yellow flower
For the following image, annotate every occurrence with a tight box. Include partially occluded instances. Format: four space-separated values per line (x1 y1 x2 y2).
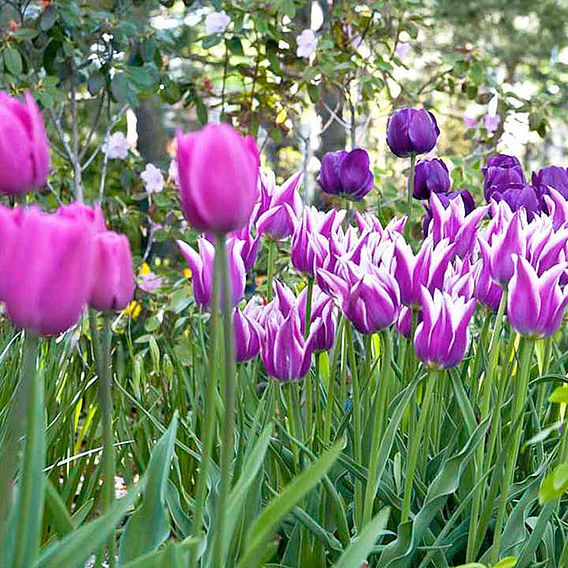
123 300 142 319
183 268 192 278
140 262 151 276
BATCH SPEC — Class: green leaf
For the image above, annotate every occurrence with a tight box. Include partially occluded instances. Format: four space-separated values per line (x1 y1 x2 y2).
111 73 130 103
549 385 568 404
202 35 222 49
4 47 23 76
44 479 74 537
539 463 568 504
237 440 343 568
332 508 390 568
118 412 179 563
12 29 39 41
228 37 244 56
119 535 201 568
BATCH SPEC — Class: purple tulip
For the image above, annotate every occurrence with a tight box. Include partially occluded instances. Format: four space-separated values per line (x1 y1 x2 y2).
233 303 262 362
291 207 345 275
317 148 374 201
473 257 503 312
544 188 568 230
306 299 337 353
425 193 488 257
423 190 476 237
532 166 568 200
525 215 568 275
256 171 303 239
414 288 476 369
0 205 24 301
231 223 260 272
393 236 456 308
483 154 525 201
396 306 413 339
413 158 451 200
491 182 543 219
57 202 107 233
261 302 312 381
89 231 135 312
507 255 568 338
177 236 246 309
386 107 440 158
354 211 407 236
176 123 260 233
320 261 400 334
4 209 94 336
0 91 50 195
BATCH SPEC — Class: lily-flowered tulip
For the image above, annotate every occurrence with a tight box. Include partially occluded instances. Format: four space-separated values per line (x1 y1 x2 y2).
483 154 525 201
317 148 374 201
177 236 245 308
233 303 262 362
393 236 456 308
231 222 260 272
320 261 400 334
255 171 303 239
261 302 312 381
4 209 93 336
354 211 407 237
472 258 503 312
176 123 260 233
413 158 450 200
307 299 337 352
57 202 107 233
0 91 50 195
544 188 568 230
414 288 476 369
425 193 487 257
507 255 568 338
386 107 440 158
532 166 568 200
89 232 135 312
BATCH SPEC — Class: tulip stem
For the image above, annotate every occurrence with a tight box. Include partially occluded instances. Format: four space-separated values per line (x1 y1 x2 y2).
401 371 436 523
190 245 221 564
491 336 534 564
213 234 237 567
266 239 277 301
406 153 417 237
324 316 346 444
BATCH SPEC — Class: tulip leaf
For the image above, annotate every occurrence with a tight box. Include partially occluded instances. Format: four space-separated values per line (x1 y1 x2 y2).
549 385 568 404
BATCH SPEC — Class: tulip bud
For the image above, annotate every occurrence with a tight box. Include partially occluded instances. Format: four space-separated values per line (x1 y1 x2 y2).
0 91 50 195
89 232 135 312
233 305 262 363
4 209 93 335
532 166 568 200
490 182 543 219
317 148 374 201
413 158 450 200
176 123 260 233
483 154 525 201
386 107 440 158
0 205 23 300
57 202 107 233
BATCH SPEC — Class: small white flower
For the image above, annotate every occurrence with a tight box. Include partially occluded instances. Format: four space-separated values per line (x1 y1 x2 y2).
141 163 165 194
168 159 179 186
296 29 317 59
484 114 501 135
205 10 230 34
103 132 130 160
395 42 411 60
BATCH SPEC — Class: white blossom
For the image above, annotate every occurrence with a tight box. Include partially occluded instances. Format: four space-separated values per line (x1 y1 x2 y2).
103 132 130 160
141 163 165 194
296 29 317 59
205 10 230 34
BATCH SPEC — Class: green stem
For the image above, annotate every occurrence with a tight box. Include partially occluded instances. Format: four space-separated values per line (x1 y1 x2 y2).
324 317 346 443
491 336 534 564
11 333 43 568
304 277 314 443
401 371 437 523
190 240 221 559
213 234 237 567
406 153 417 238
362 330 393 526
266 239 277 301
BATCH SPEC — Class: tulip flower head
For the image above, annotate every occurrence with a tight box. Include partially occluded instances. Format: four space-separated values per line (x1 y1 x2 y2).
57 202 107 233
386 107 440 158
507 255 568 339
483 154 525 202
532 166 568 200
233 303 262 362
0 91 50 195
413 158 451 200
176 123 260 233
414 288 476 369
317 148 374 201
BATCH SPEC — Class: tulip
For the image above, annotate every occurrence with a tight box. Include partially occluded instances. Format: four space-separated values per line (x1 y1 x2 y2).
532 166 568 200
233 304 262 362
354 211 407 237
396 306 414 339
473 257 503 312
317 148 374 201
0 91 50 194
413 158 450 200
425 193 487 257
490 182 543 219
57 202 107 233
507 255 568 338
231 222 260 272
414 288 476 369
0 205 24 300
4 209 93 336
255 171 303 239
261 303 312 381
483 154 525 201
89 232 135 312
544 188 568 230
320 261 399 334
306 298 337 353
386 107 440 158
393 236 456 308
525 214 568 275
176 123 260 233
177 236 245 309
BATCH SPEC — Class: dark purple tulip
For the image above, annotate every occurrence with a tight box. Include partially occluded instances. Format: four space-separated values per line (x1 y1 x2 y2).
532 166 568 200
483 154 525 201
491 182 542 219
317 148 374 201
386 108 440 158
413 158 451 200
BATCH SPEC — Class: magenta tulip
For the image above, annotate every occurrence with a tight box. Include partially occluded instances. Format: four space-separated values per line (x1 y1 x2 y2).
233 303 262 362
176 123 260 233
57 202 107 233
